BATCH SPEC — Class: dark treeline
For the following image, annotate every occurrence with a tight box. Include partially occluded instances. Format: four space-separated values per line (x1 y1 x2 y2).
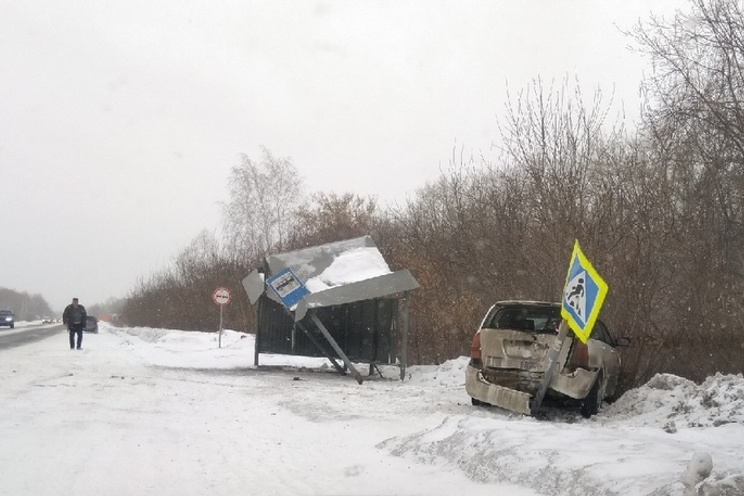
0 288 54 321
120 0 744 393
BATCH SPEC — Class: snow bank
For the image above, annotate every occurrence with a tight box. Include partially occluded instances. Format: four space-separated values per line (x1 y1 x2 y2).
604 373 744 430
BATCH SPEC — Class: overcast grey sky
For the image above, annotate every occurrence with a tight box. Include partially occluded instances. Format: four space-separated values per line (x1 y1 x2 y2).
0 1 682 312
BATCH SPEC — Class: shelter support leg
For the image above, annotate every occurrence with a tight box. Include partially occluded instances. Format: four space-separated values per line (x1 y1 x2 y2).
296 321 346 376
399 292 410 381
308 311 363 384
254 302 262 367
369 363 383 379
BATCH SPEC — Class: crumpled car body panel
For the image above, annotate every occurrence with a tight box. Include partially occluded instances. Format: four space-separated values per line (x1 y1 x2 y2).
466 301 626 414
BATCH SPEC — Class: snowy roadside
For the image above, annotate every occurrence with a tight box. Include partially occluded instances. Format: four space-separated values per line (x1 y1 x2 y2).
1 323 743 496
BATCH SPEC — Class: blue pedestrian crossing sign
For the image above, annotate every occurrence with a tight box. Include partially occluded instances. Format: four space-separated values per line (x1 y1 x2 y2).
561 240 608 343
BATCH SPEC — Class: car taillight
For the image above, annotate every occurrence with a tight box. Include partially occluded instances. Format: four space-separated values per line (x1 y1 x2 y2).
470 332 481 360
470 331 482 367
570 340 589 367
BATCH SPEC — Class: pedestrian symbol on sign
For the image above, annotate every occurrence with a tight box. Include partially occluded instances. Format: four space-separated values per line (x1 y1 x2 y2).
564 272 586 322
560 241 608 343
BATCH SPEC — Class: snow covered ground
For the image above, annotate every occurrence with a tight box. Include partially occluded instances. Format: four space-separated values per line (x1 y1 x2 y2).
1 322 743 496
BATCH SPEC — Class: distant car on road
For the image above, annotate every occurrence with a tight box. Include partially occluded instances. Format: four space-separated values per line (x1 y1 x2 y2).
84 316 98 333
0 310 15 329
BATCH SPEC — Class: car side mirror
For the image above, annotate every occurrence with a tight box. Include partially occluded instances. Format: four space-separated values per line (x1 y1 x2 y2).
615 337 631 348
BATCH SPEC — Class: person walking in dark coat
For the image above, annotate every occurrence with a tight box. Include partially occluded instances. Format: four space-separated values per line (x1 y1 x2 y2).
62 297 87 350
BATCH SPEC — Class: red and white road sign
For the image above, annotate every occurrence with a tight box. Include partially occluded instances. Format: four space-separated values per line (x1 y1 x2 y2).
212 287 231 305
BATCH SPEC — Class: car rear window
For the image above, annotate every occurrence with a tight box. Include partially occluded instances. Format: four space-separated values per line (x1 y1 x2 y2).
485 305 562 333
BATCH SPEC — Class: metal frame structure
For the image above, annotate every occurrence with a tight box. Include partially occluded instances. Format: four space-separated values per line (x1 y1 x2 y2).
242 236 419 382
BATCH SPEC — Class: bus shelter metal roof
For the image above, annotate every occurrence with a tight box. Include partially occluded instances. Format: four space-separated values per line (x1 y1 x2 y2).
242 236 419 382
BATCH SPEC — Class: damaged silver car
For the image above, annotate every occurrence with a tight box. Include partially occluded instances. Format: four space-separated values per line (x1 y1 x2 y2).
465 300 630 418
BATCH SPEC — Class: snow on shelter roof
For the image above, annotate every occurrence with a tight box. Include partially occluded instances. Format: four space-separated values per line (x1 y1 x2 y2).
242 236 420 321
267 236 386 288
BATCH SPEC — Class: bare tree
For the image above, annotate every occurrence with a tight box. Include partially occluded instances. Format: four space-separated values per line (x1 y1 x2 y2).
636 0 744 157
634 0 744 274
631 0 744 380
222 147 304 263
289 192 380 248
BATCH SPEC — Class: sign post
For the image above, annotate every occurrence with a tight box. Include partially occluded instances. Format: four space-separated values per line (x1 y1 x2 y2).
530 240 609 414
213 287 231 348
265 268 364 384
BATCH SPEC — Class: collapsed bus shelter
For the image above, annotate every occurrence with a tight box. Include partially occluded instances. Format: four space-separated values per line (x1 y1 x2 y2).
241 236 419 383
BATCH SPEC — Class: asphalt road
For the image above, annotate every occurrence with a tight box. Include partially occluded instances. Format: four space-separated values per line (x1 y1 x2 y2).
0 324 66 351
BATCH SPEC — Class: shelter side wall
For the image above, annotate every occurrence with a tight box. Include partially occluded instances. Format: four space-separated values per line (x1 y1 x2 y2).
256 296 398 363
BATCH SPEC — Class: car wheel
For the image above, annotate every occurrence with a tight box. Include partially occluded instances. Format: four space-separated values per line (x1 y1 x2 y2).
10 323 13 329
580 372 604 418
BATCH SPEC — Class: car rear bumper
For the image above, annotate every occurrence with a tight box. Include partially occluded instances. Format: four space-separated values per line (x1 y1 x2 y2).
466 363 599 407
465 365 532 415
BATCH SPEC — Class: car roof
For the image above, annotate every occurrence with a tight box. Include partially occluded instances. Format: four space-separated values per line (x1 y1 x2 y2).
494 300 560 308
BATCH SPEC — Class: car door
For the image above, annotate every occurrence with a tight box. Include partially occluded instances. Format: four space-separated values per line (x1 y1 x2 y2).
587 320 622 395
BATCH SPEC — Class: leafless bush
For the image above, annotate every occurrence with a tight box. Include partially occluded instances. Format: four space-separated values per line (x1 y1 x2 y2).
120 231 257 333
118 2 744 393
